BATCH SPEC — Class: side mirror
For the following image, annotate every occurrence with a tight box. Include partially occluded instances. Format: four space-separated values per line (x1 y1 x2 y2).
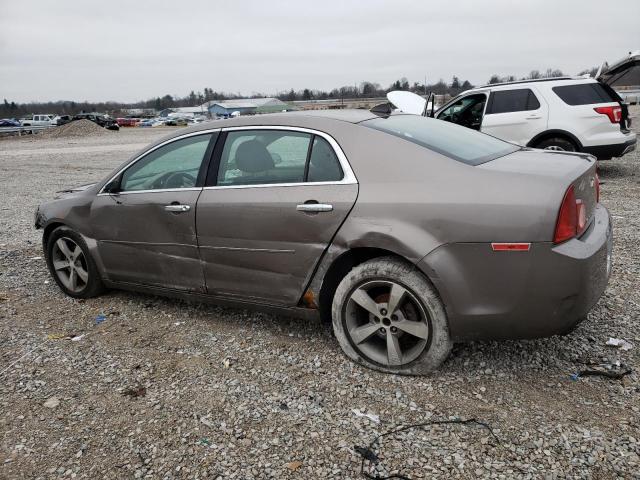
103 177 121 194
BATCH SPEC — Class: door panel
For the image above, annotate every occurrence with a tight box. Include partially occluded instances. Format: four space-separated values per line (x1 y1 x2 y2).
196 184 357 304
90 190 205 291
481 88 548 145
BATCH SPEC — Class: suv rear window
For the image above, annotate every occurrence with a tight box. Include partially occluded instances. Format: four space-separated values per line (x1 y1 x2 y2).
486 89 540 114
362 115 519 166
552 83 617 105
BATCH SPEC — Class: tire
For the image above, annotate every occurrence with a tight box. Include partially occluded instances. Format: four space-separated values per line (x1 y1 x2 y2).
534 137 577 152
45 226 105 299
331 257 451 375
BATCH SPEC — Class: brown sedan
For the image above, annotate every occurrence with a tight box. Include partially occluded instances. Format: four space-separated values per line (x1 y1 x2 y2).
35 110 612 374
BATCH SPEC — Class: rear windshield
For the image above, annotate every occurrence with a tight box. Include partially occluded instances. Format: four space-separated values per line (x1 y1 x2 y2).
552 83 617 105
362 115 519 166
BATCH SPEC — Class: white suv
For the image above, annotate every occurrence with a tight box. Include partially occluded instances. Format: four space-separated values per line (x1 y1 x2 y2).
411 52 638 160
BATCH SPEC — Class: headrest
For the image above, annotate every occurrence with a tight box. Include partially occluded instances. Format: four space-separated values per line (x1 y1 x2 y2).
235 140 274 173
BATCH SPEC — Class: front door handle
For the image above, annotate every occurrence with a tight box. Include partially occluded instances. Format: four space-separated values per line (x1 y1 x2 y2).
526 115 542 120
164 204 191 213
296 203 333 213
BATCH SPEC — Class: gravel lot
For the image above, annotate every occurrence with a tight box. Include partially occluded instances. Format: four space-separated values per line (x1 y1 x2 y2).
1 115 639 479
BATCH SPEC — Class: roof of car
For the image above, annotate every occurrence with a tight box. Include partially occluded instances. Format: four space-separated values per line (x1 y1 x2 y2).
174 109 380 136
470 77 596 91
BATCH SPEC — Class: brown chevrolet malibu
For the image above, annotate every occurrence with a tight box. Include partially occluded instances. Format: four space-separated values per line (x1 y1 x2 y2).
35 110 612 374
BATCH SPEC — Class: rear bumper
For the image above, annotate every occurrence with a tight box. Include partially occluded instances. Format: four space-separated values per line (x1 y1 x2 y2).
582 135 636 160
418 205 612 341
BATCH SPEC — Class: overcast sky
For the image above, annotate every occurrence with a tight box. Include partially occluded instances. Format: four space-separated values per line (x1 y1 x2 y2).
1 0 638 103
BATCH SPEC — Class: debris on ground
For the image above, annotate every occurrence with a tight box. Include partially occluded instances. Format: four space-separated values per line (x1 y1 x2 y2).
606 337 633 351
571 365 633 381
352 409 380 423
121 386 146 398
46 333 67 340
200 416 214 428
286 460 303 471
43 397 60 409
95 314 106 325
355 418 502 479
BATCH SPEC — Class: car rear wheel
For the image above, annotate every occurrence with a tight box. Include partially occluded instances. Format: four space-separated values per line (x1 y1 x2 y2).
45 226 105 298
535 137 577 152
332 257 451 374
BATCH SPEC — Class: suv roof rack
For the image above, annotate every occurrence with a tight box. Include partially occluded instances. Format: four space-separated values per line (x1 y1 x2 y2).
476 77 574 89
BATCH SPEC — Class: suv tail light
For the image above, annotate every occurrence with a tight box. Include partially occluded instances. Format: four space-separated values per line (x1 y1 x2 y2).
553 185 589 244
594 106 622 123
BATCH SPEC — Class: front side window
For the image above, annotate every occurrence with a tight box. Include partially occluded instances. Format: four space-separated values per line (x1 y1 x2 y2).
216 130 344 186
120 134 213 191
487 89 540 114
363 115 519 166
437 94 487 130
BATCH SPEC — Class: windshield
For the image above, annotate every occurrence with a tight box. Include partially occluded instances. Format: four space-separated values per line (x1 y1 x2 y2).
362 114 519 165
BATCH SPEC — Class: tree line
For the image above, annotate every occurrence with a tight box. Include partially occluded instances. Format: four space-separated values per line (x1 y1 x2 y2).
1 67 593 118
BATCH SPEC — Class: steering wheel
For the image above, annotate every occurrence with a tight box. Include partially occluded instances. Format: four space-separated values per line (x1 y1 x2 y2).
151 171 196 189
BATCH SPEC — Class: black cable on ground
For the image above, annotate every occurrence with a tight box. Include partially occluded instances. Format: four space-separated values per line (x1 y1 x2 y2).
355 418 500 480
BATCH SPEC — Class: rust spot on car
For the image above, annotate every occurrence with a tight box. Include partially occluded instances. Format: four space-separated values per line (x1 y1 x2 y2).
302 289 318 309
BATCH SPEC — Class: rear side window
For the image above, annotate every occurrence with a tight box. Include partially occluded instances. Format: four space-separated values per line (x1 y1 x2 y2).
552 83 617 105
218 130 310 186
216 130 344 186
308 136 343 182
486 89 540 114
362 115 519 166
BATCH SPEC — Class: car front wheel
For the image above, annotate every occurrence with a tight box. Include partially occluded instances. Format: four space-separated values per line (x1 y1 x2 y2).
332 257 451 374
45 226 105 298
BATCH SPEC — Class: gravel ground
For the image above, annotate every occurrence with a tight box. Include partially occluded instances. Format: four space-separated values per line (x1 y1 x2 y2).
1 116 639 479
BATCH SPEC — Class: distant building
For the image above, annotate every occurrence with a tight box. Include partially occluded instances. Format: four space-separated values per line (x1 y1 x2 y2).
202 97 295 117
121 108 157 117
159 106 208 118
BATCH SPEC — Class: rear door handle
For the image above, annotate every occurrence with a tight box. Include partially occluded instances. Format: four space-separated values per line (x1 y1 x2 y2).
296 203 333 213
526 115 542 120
164 204 191 213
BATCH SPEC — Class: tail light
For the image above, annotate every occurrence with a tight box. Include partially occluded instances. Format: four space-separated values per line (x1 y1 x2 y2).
554 186 577 244
594 106 622 123
553 185 590 244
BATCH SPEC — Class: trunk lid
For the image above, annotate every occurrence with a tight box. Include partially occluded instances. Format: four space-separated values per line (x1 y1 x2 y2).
479 149 599 237
596 50 640 131
596 50 640 86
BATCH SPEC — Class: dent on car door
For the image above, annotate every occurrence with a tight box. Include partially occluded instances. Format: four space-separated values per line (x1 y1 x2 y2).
196 128 358 305
481 88 547 145
89 132 217 291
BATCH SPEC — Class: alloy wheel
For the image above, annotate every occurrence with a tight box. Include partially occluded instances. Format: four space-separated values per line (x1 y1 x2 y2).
51 237 89 293
344 280 431 367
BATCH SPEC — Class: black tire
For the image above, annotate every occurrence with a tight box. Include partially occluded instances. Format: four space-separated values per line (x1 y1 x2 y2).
534 137 577 152
45 226 105 299
331 256 451 375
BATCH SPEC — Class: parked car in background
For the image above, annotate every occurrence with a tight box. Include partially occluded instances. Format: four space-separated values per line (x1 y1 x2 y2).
20 114 56 127
35 110 611 374
0 118 21 127
164 117 188 126
74 113 120 131
116 118 140 127
54 115 73 126
391 51 639 160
